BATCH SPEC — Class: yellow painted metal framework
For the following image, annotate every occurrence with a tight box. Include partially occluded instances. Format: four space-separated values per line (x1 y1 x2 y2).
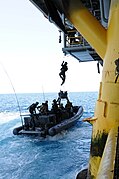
62 0 119 178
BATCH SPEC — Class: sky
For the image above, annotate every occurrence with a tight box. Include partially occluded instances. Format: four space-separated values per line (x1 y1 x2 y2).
0 0 102 94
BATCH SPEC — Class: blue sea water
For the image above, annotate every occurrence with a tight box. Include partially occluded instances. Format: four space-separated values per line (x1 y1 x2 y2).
0 92 98 179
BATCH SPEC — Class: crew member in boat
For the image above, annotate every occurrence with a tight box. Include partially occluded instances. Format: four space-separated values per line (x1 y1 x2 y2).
51 99 61 123
51 99 58 113
44 100 48 114
65 100 73 117
57 90 63 105
28 102 39 114
28 102 39 130
59 103 64 110
37 103 44 113
37 101 49 115
59 61 68 85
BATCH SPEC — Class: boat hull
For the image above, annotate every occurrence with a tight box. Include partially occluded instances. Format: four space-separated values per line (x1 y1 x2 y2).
48 106 83 136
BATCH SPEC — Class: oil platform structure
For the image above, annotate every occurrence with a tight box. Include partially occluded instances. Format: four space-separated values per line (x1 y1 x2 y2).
29 0 118 178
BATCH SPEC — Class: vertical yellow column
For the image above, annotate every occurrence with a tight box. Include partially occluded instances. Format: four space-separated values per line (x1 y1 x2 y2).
62 0 119 178
88 0 119 178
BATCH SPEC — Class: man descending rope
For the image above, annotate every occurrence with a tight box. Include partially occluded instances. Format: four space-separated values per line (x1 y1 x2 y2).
59 61 68 85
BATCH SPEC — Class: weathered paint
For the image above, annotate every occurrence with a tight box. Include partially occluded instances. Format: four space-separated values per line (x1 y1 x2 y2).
97 127 118 178
87 131 108 178
90 130 108 157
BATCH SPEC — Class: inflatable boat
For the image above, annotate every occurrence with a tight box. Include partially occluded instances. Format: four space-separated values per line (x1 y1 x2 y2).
13 105 83 137
13 91 83 137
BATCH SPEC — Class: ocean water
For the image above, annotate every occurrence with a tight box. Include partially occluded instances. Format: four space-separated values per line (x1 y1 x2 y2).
0 92 98 179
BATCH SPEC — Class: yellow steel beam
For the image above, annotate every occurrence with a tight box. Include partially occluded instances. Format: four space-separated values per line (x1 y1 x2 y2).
62 0 107 59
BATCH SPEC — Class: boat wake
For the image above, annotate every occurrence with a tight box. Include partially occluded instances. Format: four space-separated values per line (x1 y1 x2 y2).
0 112 20 125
